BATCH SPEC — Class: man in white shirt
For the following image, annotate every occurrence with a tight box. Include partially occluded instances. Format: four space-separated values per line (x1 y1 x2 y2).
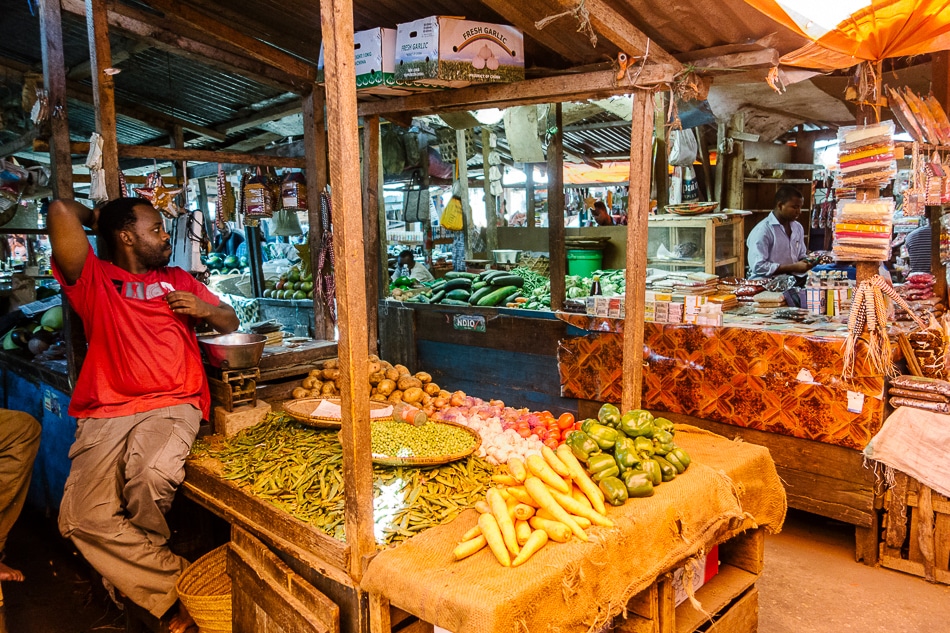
746 186 814 279
391 250 434 283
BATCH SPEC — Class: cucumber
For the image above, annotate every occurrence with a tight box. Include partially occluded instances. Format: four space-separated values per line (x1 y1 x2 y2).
443 278 473 291
446 289 471 301
488 275 524 288
440 298 471 306
472 281 488 291
479 269 505 281
430 290 446 304
501 290 522 305
445 271 477 280
478 285 517 307
468 286 493 305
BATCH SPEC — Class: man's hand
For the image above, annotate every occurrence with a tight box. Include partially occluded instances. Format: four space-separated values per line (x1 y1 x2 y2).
777 260 812 275
165 291 213 319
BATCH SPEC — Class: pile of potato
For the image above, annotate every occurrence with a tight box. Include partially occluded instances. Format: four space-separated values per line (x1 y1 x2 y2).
290 356 468 417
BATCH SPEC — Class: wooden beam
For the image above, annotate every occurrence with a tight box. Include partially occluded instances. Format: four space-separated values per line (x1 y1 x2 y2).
547 104 565 313
686 48 780 71
60 0 303 93
622 90 654 412
67 39 150 80
0 129 40 157
357 66 678 117
724 112 744 210
143 0 316 83
477 0 592 64
318 0 375 583
482 128 498 254
552 0 680 67
59 142 306 168
216 102 303 135
86 0 120 199
362 115 381 355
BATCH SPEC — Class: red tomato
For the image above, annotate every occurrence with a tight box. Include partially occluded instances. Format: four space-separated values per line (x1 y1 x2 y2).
544 438 559 450
517 427 532 438
534 427 548 439
574 422 583 431
557 412 575 430
548 430 560 442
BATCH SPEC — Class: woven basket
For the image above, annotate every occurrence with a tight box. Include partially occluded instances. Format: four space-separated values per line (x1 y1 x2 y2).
372 420 481 467
283 397 394 428
176 545 232 633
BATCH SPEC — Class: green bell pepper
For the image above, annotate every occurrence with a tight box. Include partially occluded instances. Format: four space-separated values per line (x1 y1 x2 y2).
622 469 655 498
392 276 414 288
598 403 621 429
580 418 598 434
640 458 662 486
652 430 675 455
587 453 620 483
620 410 655 439
664 450 687 474
634 436 654 457
669 447 691 470
565 430 600 463
613 437 641 471
653 456 677 482
653 416 675 434
598 476 629 506
586 423 621 451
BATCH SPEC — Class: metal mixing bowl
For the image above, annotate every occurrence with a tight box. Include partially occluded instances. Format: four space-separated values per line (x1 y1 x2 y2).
492 249 522 264
198 333 267 369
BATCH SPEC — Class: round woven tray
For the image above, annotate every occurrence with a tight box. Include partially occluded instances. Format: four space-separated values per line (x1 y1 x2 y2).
665 201 720 216
283 397 394 429
176 545 231 633
372 419 482 467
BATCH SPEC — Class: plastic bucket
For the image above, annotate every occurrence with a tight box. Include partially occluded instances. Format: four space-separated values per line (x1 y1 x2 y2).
567 249 603 277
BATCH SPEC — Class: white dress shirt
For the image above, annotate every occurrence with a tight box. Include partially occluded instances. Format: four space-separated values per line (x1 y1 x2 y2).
746 212 806 278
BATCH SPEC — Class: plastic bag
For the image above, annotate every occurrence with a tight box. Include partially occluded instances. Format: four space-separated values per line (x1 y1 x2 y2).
668 128 698 166
440 196 464 231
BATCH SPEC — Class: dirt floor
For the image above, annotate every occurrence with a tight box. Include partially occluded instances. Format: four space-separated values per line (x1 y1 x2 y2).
2 507 950 633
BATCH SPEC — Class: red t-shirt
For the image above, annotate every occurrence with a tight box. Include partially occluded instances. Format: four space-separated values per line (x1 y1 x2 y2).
53 246 220 419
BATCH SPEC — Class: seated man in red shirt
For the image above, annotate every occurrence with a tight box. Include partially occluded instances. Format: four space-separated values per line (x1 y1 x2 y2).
48 197 238 633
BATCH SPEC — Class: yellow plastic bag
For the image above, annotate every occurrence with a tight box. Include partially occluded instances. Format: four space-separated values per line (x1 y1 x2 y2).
440 195 464 231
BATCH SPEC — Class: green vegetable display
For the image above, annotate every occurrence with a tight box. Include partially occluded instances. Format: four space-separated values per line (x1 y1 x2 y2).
371 420 475 458
195 414 493 545
566 408 692 506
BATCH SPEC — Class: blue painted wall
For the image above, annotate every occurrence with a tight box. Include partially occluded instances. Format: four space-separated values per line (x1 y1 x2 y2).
417 340 577 415
1 369 76 514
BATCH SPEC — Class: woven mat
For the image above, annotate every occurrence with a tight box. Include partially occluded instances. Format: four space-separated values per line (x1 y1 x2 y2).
361 426 786 633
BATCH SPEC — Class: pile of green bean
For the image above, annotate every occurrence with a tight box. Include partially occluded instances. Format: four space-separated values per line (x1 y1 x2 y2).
371 420 475 458
510 267 549 294
194 414 493 545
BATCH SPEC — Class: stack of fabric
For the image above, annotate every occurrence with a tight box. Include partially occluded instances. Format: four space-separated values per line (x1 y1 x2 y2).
888 375 950 414
833 199 894 261
836 121 896 187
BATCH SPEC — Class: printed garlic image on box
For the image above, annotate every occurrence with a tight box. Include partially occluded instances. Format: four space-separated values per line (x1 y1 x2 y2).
395 16 525 87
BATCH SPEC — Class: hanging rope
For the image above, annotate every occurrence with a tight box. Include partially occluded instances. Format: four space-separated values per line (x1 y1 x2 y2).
314 189 337 324
535 0 597 48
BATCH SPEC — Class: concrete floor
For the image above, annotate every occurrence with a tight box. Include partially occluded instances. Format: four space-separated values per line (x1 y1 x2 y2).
2 508 949 633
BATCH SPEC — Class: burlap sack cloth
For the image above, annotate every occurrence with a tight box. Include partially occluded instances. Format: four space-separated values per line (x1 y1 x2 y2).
361 426 786 633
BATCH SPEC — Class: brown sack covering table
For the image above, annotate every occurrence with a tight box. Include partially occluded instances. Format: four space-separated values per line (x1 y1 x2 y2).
361 426 786 633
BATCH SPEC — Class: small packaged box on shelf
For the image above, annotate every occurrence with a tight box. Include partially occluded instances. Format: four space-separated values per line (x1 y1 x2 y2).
832 198 895 261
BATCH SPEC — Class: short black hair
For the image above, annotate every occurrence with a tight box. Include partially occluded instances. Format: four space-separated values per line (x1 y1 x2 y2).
775 185 804 206
593 200 608 212
398 249 413 260
97 197 152 256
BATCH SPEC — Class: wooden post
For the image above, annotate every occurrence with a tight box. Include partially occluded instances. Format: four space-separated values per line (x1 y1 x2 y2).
929 205 947 301
318 0 375 582
362 115 381 355
38 0 73 200
421 143 432 267
85 0 120 199
714 120 726 204
302 86 335 341
931 51 950 300
169 125 187 206
622 91 654 412
525 164 535 229
697 126 713 202
39 0 83 388
724 112 745 210
456 129 472 260
547 103 566 312
653 92 668 212
482 128 498 254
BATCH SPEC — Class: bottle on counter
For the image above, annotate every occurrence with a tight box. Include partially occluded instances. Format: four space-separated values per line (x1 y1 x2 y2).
392 401 427 426
590 275 603 296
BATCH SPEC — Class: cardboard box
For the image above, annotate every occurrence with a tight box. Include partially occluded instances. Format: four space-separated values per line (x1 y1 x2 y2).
318 28 438 94
672 544 719 607
395 16 524 87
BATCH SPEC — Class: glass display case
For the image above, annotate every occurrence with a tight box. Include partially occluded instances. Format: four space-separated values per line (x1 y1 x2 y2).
646 214 745 277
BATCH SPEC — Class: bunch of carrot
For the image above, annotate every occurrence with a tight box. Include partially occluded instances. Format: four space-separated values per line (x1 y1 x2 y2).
452 445 614 567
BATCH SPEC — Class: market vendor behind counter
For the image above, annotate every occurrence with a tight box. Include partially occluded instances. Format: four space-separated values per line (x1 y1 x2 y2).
746 186 816 280
392 250 434 284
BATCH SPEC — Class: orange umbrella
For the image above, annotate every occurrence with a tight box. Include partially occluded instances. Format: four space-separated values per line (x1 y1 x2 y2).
745 0 950 70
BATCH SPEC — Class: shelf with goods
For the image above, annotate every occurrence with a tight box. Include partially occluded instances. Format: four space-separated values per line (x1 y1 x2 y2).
647 214 745 278
740 162 823 248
